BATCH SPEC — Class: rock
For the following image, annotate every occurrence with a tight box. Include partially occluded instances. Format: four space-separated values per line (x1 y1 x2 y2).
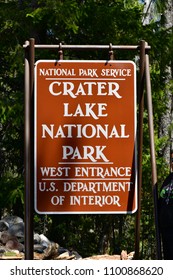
34 252 44 260
8 222 24 239
120 250 128 260
39 234 51 247
6 239 24 252
34 244 47 253
34 233 41 244
54 248 82 260
2 216 23 227
0 231 12 244
0 247 6 254
55 251 75 260
0 220 9 232
127 251 135 260
70 250 82 260
42 243 59 260
0 231 24 252
58 247 69 255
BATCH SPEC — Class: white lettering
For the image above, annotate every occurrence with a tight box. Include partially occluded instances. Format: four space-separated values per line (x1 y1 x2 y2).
48 81 122 99
42 124 129 139
62 145 109 162
70 195 121 207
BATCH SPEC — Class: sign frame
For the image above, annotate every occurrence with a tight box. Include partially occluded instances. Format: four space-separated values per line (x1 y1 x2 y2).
24 39 161 260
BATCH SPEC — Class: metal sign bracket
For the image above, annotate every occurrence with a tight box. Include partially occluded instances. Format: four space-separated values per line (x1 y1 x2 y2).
23 39 161 260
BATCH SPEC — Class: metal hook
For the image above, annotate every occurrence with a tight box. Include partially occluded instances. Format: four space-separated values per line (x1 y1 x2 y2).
58 42 63 60
109 43 114 60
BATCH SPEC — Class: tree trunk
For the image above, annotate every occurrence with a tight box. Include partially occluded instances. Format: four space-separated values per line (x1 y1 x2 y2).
159 1 173 167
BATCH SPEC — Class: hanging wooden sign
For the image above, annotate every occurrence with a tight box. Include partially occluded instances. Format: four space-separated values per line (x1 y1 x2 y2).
34 60 137 213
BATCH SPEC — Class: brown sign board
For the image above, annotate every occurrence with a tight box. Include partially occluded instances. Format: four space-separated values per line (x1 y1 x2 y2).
34 60 137 214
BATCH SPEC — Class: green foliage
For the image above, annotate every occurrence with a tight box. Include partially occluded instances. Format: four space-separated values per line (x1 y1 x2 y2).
0 0 172 259
0 172 24 217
